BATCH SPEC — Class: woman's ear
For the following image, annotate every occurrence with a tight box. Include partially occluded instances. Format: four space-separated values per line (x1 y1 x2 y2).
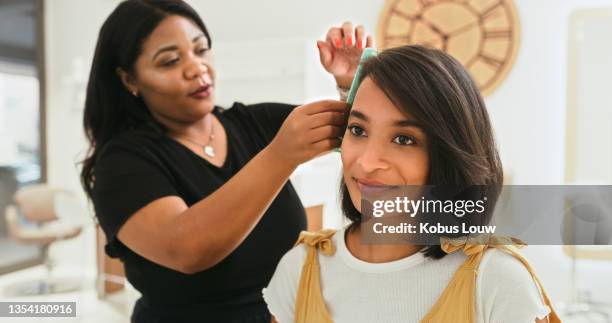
116 67 139 96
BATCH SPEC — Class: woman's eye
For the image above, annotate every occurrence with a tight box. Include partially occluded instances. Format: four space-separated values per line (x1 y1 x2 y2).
196 48 209 56
393 135 415 146
162 58 179 67
348 125 366 137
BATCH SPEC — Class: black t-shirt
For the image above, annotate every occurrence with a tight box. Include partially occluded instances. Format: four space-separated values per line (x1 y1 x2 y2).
92 102 307 323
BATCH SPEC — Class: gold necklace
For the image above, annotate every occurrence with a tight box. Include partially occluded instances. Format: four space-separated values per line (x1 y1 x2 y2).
181 117 216 158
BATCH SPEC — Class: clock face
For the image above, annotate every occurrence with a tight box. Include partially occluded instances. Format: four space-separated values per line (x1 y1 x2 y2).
377 0 520 96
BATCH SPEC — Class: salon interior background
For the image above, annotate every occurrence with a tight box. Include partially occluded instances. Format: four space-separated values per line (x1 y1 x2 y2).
0 0 611 321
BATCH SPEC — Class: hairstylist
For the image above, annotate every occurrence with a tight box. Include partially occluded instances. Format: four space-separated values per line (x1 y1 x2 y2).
80 1 372 322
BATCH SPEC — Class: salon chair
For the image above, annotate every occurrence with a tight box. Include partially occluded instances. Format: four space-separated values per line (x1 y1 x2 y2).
3 184 85 295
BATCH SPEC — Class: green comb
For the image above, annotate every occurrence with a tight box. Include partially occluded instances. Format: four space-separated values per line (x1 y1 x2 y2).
346 47 378 105
335 48 378 152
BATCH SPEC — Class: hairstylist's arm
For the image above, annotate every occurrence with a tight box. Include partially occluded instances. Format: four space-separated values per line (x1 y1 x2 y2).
116 100 346 274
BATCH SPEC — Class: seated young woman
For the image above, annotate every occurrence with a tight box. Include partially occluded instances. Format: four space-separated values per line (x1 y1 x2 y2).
262 45 560 323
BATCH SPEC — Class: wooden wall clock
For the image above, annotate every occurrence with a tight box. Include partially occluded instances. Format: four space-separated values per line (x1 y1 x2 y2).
377 0 521 96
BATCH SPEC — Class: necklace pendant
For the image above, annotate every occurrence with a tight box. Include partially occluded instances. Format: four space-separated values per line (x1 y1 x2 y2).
204 145 216 158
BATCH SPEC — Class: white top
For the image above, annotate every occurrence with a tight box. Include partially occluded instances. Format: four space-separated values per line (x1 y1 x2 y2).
263 228 551 323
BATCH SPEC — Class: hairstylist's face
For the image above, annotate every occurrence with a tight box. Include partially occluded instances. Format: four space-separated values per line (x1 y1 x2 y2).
121 15 215 125
341 77 429 212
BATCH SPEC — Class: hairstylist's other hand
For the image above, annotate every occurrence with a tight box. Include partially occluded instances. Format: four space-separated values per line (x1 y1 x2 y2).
268 100 347 167
317 22 374 89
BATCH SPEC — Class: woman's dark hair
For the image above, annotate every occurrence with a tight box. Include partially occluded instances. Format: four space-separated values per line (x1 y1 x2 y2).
340 45 504 259
80 0 211 198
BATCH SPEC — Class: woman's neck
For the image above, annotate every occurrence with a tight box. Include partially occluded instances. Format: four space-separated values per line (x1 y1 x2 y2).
345 226 424 263
164 112 216 141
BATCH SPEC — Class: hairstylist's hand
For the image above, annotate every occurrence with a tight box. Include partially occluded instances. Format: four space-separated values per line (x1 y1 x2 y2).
317 22 374 89
268 100 347 167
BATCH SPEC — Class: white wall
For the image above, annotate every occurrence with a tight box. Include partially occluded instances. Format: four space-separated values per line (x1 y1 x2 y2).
45 0 612 189
570 9 612 183
43 0 123 278
43 0 612 305
44 0 119 192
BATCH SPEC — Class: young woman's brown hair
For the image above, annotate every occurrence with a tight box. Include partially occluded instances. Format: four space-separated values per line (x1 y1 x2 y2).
340 45 504 258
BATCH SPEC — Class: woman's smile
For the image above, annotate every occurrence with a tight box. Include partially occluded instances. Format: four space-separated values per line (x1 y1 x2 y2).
353 177 398 193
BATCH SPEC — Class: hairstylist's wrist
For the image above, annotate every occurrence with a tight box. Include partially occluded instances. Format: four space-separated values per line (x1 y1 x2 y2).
334 75 353 90
336 85 349 102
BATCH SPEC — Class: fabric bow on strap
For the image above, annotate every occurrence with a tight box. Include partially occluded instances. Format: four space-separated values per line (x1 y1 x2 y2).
295 229 337 256
441 234 526 258
421 234 561 323
294 229 337 323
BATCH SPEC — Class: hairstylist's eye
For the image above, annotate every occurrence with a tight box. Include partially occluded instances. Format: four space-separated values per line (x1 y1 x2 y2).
348 125 366 137
393 134 416 146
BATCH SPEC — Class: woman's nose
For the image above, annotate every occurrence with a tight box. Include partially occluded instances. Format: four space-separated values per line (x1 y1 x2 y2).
356 143 389 173
185 58 209 80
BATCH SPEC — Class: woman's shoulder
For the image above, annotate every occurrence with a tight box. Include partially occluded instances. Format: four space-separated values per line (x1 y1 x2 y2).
477 247 543 295
476 247 551 321
273 229 340 276
107 129 164 147
478 247 534 282
94 130 171 171
279 241 309 270
98 130 165 157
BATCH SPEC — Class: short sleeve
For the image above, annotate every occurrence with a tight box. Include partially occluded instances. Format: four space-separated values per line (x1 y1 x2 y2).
229 102 298 143
92 139 179 257
477 248 552 323
262 244 306 323
249 102 297 136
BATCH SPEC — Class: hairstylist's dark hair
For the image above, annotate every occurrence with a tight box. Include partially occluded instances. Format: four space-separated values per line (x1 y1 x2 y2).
340 45 504 259
80 0 211 198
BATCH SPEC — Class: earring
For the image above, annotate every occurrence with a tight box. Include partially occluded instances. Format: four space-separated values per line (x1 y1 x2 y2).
131 90 138 97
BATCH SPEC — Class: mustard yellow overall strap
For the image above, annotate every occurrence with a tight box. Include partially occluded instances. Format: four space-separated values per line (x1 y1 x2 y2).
294 229 337 323
420 235 561 323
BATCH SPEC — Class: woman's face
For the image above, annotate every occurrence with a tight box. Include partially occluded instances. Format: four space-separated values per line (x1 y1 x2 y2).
123 15 215 126
341 76 429 212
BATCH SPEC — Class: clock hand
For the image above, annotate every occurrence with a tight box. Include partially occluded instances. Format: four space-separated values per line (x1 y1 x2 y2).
421 20 447 37
448 21 478 37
